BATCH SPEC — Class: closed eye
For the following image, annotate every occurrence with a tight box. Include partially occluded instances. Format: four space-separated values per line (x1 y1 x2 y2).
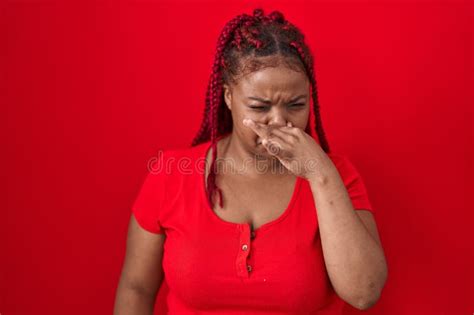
248 103 306 111
249 106 269 111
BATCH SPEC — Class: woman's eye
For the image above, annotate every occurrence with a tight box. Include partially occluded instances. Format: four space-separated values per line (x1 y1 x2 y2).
248 104 305 111
289 103 305 108
249 106 269 111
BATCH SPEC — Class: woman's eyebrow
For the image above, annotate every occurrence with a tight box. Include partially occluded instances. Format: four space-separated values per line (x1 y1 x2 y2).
247 96 272 104
288 95 307 102
247 95 307 104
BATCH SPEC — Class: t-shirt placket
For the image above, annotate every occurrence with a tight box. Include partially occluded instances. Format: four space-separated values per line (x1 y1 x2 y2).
235 223 253 278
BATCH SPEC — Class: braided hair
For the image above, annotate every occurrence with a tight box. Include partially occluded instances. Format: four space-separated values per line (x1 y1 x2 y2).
191 8 331 210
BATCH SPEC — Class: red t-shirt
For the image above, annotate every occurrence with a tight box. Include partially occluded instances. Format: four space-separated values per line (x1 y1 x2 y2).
131 138 375 314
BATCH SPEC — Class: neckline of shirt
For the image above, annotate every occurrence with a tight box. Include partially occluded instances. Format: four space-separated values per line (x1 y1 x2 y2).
197 138 303 235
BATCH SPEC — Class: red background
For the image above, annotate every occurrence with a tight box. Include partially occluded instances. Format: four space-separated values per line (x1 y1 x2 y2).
2 0 473 314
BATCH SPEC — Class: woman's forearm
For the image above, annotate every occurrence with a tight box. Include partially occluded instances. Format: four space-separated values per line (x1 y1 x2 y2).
308 166 387 310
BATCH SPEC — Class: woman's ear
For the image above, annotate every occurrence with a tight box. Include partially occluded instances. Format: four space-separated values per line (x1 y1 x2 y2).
223 84 232 111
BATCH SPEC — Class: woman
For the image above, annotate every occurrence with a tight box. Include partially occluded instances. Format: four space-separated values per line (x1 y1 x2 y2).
114 8 388 314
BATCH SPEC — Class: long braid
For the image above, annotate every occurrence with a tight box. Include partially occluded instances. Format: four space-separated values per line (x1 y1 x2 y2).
192 8 331 210
196 14 255 208
192 15 253 147
289 40 330 153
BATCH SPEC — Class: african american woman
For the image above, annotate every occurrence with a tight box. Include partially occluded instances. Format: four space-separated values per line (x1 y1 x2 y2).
114 8 388 315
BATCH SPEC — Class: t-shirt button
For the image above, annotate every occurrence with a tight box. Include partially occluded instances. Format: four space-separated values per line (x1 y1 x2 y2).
247 264 252 272
242 244 248 251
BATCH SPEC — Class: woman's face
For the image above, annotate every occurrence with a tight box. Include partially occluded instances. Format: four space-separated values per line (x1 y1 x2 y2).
223 63 311 157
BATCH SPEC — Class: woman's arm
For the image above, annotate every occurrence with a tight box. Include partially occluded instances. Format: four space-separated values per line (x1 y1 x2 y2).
113 214 166 315
308 168 388 310
241 119 388 309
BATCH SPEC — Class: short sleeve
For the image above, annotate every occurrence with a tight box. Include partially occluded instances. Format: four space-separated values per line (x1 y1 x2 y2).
131 157 167 234
334 155 375 214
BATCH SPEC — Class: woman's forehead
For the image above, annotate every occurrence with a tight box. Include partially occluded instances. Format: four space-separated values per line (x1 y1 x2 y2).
234 66 309 99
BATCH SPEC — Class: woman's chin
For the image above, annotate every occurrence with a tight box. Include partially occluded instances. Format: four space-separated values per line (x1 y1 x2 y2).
254 144 274 158
249 139 271 157
250 142 265 154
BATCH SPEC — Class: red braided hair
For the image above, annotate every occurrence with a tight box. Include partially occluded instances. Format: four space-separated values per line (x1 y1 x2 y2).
191 8 331 210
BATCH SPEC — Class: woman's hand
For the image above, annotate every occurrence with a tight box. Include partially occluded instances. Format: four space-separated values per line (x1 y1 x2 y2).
243 118 334 181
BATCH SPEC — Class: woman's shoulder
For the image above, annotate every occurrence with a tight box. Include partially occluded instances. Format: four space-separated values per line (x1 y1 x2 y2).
326 151 374 212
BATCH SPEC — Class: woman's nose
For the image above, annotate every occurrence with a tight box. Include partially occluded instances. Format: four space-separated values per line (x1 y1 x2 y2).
267 114 287 127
